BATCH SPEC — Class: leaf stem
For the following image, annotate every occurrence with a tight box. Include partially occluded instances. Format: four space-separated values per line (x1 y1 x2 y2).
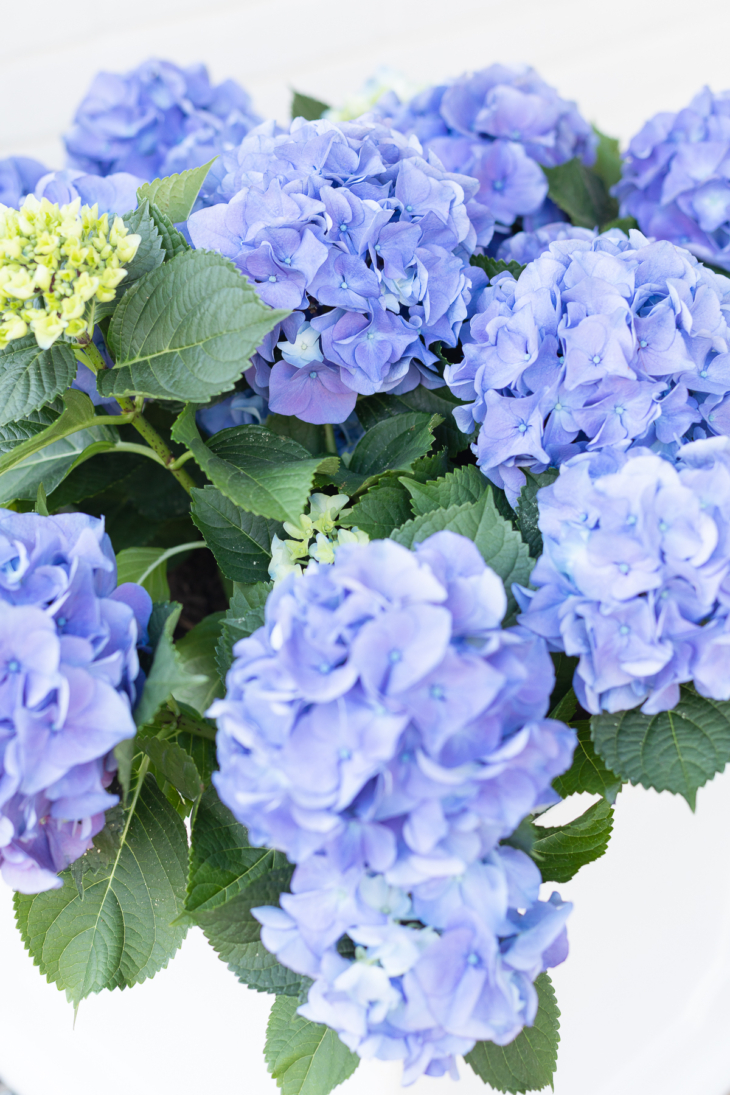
74 336 197 495
136 541 207 585
323 423 338 455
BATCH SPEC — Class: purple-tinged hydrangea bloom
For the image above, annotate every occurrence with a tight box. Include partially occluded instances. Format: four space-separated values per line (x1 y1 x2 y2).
210 532 575 1081
188 118 493 423
446 229 730 504
0 511 151 893
0 158 48 209
615 87 730 272
31 170 144 217
196 390 267 435
64 58 261 181
518 439 730 714
380 66 596 235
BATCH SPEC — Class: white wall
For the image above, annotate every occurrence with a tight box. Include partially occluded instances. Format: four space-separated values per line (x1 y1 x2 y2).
3 2 730 1092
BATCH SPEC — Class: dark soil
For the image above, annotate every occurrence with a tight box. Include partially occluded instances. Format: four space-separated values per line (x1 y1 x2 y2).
168 547 228 636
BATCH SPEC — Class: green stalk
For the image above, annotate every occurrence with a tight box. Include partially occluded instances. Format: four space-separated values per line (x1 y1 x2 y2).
323 423 338 455
77 338 197 496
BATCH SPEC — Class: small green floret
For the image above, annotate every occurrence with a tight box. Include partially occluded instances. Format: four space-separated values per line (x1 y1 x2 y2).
0 195 141 350
269 493 369 583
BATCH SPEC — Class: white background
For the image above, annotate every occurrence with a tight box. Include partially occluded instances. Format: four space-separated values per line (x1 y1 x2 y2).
3 2 730 1093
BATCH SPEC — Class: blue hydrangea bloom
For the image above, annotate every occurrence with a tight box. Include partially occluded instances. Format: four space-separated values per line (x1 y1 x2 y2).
380 66 597 237
188 118 493 423
31 169 143 217
446 229 730 504
0 157 48 208
210 532 575 1081
497 223 597 265
64 58 262 181
518 438 730 714
0 511 151 893
615 87 730 272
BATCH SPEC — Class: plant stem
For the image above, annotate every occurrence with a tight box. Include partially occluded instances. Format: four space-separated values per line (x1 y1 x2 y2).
323 423 338 455
74 337 197 495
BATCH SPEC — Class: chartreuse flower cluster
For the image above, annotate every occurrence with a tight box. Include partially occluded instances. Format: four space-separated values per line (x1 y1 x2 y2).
211 533 575 1083
0 195 140 350
0 511 150 893
268 493 369 583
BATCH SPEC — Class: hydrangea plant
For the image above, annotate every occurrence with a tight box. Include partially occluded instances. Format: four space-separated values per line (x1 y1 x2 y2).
1 56 729 1095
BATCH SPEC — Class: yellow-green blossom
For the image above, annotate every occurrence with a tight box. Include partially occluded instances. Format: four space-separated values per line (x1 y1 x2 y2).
268 493 369 584
0 195 141 351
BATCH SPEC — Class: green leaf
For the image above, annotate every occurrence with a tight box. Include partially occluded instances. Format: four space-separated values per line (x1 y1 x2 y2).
216 581 272 679
401 464 488 516
137 161 215 222
191 485 282 582
84 201 166 320
138 735 205 802
542 158 619 230
266 414 327 456
0 401 61 452
532 799 614 883
0 390 104 478
265 995 359 1095
136 701 217 793
514 469 559 559
14 777 188 1005
134 603 205 728
173 406 333 523
349 412 441 477
0 336 77 427
100 250 288 402
591 685 730 808
552 719 623 804
602 216 638 234
0 423 118 504
470 254 525 281
592 127 623 190
391 491 533 619
291 91 330 121
171 611 226 715
148 202 190 260
465 973 560 1093
340 482 413 539
357 388 473 458
186 789 305 995
47 450 143 510
116 546 170 601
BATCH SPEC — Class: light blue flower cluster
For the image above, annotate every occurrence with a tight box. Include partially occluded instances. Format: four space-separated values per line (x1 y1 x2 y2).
0 158 48 209
446 230 730 504
496 223 597 265
0 511 150 893
64 58 261 182
210 532 575 1082
188 118 493 423
615 87 730 272
519 439 730 714
381 65 596 236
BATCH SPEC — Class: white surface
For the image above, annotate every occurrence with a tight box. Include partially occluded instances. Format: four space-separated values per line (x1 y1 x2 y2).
3 773 730 1095
4 2 730 1092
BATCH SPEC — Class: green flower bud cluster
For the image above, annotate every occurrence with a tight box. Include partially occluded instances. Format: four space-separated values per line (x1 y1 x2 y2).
269 493 369 584
0 195 141 351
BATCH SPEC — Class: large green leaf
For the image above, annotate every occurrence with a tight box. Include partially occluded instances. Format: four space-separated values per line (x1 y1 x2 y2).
265 995 359 1095
148 203 190 260
348 412 441 478
291 91 330 121
186 789 305 996
470 254 526 282
121 202 166 283
0 402 62 452
401 464 488 516
14 777 188 1005
0 337 77 427
137 160 215 222
357 387 473 457
464 973 560 1093
99 250 288 402
138 735 205 803
134 603 205 728
136 702 217 803
191 485 283 582
532 799 614 883
215 581 272 679
552 719 623 804
47 450 143 510
391 491 533 620
173 406 335 523
340 482 413 539
116 546 171 601
0 424 118 504
514 469 559 559
542 158 618 230
592 127 623 190
171 611 225 715
0 390 106 476
591 686 730 808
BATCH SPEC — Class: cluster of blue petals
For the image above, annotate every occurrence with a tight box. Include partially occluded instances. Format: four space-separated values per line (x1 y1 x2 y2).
0 511 150 894
519 440 730 714
210 532 575 1082
615 87 730 273
378 65 596 238
187 118 494 424
446 230 730 505
64 58 261 182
